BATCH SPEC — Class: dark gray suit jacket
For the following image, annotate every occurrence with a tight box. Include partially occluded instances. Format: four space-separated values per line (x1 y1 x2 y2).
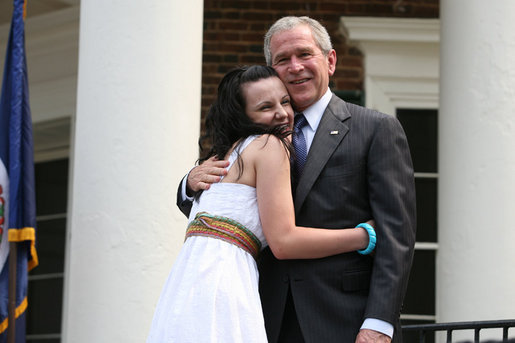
177 95 416 343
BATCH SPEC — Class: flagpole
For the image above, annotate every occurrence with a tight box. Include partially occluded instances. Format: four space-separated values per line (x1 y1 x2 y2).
7 241 17 343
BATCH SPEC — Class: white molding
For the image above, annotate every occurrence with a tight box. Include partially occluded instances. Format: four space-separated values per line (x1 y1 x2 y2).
400 314 436 321
339 17 440 114
415 242 439 250
0 6 79 47
34 146 70 163
1 7 78 161
60 0 80 6
414 172 439 179
1 7 80 124
33 117 71 162
340 16 439 43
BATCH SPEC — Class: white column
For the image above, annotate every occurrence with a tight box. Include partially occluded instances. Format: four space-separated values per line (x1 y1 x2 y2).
438 0 515 336
61 1 203 342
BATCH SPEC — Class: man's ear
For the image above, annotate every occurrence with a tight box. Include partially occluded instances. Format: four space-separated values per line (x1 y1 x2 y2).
327 49 337 76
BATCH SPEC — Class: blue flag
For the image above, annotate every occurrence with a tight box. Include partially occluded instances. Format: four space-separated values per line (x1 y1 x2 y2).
0 0 39 341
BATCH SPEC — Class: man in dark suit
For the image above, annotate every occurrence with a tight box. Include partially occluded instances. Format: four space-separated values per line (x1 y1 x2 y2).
177 16 416 343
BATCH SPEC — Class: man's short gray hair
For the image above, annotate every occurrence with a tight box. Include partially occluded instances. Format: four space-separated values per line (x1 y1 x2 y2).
264 16 333 66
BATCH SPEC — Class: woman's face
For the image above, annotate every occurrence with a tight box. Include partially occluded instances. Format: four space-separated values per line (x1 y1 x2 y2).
241 76 294 129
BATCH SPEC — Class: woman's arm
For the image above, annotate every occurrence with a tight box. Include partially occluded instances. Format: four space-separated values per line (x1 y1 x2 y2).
253 135 371 260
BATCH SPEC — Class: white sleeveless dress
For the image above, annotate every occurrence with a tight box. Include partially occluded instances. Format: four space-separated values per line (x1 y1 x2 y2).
147 136 268 343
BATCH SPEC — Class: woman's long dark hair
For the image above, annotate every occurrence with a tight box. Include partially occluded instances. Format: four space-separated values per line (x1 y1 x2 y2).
198 65 293 176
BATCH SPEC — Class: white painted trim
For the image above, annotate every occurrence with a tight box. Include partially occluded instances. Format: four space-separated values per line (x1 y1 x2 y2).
34 147 70 163
339 16 439 43
33 118 71 162
0 6 80 126
24 6 80 31
339 17 440 114
415 242 439 250
414 172 439 179
60 0 80 6
401 314 437 321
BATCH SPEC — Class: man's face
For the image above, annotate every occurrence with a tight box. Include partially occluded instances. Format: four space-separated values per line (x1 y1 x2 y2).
269 25 336 112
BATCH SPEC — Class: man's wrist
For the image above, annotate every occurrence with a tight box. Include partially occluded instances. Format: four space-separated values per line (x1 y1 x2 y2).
181 173 195 201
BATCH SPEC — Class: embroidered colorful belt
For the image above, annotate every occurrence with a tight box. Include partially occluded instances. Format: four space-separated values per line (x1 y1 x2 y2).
186 212 262 260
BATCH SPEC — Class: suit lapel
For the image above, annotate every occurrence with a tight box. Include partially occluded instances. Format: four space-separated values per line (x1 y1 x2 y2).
294 95 351 216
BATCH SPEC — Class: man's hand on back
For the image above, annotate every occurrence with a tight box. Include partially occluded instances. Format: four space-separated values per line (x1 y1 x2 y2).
186 156 229 196
355 329 392 343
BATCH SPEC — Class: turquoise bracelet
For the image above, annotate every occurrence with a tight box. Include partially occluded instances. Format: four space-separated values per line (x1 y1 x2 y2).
356 223 376 255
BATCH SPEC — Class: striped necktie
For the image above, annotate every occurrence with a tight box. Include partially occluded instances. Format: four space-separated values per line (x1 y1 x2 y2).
292 113 308 179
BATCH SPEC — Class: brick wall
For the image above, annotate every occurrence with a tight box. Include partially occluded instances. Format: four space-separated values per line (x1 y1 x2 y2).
200 0 439 130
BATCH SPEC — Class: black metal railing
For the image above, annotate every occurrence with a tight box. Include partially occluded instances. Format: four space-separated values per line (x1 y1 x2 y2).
402 319 515 343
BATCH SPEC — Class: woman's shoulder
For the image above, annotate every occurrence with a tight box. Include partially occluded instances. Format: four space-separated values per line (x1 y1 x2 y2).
249 134 288 151
244 134 290 167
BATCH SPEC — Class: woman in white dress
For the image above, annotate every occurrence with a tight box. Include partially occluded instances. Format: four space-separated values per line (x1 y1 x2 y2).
146 66 376 343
